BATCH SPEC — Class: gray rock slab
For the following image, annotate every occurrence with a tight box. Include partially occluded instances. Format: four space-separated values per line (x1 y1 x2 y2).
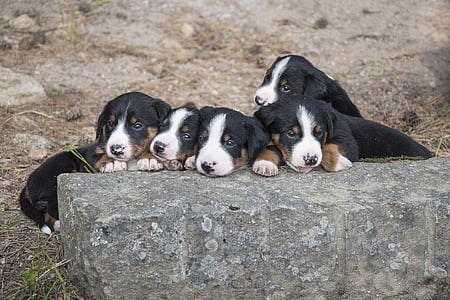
0 67 47 106
58 158 450 299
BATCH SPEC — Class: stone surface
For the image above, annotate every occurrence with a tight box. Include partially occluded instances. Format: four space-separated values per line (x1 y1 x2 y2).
58 158 450 299
0 67 47 106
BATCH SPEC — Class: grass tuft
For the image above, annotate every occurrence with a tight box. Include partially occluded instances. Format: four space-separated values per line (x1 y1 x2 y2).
66 146 98 173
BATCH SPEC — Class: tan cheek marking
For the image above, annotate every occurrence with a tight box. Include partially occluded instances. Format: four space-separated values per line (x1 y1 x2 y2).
176 144 197 161
321 143 345 171
271 133 292 162
233 149 249 170
131 127 159 158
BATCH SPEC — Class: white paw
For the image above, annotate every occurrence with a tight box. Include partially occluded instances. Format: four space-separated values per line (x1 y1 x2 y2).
53 220 61 232
184 156 196 170
252 160 279 177
334 155 353 171
41 225 51 235
100 161 128 172
137 158 163 171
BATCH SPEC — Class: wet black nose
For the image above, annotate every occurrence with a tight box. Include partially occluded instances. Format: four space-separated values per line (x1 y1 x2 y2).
201 161 215 173
304 155 318 166
153 141 166 153
254 95 263 105
110 144 124 156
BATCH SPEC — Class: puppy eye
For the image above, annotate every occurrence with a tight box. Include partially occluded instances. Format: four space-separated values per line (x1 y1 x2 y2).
182 133 192 140
132 122 144 130
106 120 115 128
280 84 291 93
285 130 296 138
314 129 324 138
224 139 236 148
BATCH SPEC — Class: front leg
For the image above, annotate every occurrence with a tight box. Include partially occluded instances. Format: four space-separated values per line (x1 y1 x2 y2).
321 143 353 172
252 146 282 177
96 155 128 173
136 152 163 171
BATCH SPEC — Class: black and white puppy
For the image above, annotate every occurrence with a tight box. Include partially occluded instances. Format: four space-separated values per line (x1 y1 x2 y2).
150 104 201 170
19 144 101 234
194 107 270 177
254 55 362 118
19 92 171 233
95 91 171 172
253 95 432 176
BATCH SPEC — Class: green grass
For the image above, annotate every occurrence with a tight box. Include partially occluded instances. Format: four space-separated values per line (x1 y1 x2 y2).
9 233 71 300
66 146 98 173
358 156 427 163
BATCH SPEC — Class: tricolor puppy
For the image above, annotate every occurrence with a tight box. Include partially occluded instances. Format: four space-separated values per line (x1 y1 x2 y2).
150 104 200 170
95 91 171 172
195 107 270 177
253 95 432 176
19 144 101 234
19 91 171 233
254 55 362 118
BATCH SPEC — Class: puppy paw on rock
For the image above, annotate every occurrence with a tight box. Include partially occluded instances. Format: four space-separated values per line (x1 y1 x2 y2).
252 160 279 177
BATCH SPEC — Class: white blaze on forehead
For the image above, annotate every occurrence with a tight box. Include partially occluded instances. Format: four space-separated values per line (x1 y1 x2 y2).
289 105 322 168
151 108 193 160
106 117 133 160
254 56 291 105
196 113 234 176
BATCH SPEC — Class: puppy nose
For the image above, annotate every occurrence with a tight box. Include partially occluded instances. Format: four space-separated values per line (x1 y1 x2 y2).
110 144 125 156
254 95 263 105
304 154 318 166
201 161 215 173
153 141 166 153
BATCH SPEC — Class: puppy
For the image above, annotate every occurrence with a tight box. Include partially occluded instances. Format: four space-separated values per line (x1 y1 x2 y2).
254 55 362 118
253 95 431 176
150 104 201 170
95 91 171 172
19 144 101 234
19 91 171 233
194 107 270 177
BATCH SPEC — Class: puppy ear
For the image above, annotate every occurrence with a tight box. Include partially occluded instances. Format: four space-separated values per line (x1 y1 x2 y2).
95 106 107 142
304 74 327 99
153 100 171 122
254 106 274 128
325 109 336 141
199 106 215 119
245 118 271 160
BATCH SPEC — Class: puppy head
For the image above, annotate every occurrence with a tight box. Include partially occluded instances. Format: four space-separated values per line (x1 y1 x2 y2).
196 107 270 177
254 55 329 106
96 92 171 161
255 95 334 173
150 106 200 161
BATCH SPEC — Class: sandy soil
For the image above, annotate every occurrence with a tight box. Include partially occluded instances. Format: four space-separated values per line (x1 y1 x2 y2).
1 0 449 298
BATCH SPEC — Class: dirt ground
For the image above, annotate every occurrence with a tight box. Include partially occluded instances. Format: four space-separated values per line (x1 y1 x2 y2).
1 0 449 298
